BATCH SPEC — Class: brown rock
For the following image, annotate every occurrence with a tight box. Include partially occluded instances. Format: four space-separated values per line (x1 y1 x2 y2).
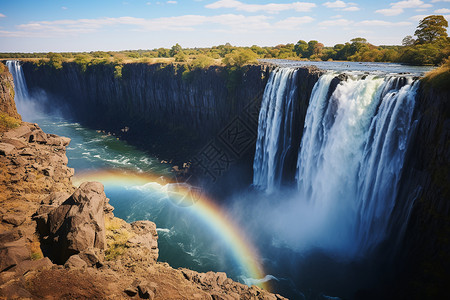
0 143 15 156
0 238 29 272
126 221 159 263
1 138 27 150
12 257 53 275
42 167 54 177
60 137 71 146
124 286 138 296
45 182 107 263
78 249 104 267
11 155 27 166
0 231 21 245
2 214 26 226
64 255 87 269
32 130 48 144
19 148 34 156
0 68 21 120
2 124 31 139
138 281 156 299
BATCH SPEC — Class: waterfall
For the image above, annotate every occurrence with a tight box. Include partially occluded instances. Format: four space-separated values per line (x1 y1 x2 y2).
254 69 419 255
253 68 298 193
6 60 42 121
355 77 418 252
6 60 30 103
296 73 418 254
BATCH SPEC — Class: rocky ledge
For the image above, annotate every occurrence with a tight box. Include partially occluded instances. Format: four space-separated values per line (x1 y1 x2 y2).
0 123 285 299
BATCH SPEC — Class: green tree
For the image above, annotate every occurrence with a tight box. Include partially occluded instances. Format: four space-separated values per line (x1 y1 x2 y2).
190 54 214 69
222 49 258 67
169 43 182 57
47 52 63 69
174 51 188 62
308 40 324 57
157 48 170 58
350 37 368 53
415 15 448 43
402 35 415 46
294 40 308 57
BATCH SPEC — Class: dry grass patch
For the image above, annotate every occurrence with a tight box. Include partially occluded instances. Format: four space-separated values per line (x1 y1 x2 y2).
422 57 450 91
0 113 21 132
105 217 134 261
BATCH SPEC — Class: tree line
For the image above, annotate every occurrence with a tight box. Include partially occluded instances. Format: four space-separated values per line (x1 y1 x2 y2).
0 15 448 68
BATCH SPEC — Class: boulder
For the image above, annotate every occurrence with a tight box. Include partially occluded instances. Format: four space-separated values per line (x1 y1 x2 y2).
60 137 71 146
137 280 157 299
126 221 159 263
0 238 29 272
30 130 48 144
78 249 104 267
0 138 27 150
12 257 53 275
64 254 87 269
2 214 26 227
0 143 15 156
2 124 31 140
45 182 107 264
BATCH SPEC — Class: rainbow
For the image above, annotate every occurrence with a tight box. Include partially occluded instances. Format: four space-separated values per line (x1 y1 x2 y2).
73 169 270 291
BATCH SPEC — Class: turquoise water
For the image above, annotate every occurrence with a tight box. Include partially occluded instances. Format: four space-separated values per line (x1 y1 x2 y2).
28 115 249 282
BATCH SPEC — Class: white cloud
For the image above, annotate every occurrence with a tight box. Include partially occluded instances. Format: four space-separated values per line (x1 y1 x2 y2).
431 0 450 2
331 14 343 18
0 13 6 18
341 6 360 11
323 1 346 8
0 14 284 38
205 0 316 14
61 6 68 10
323 1 359 11
274 16 314 29
357 20 412 26
376 0 433 16
435 8 450 13
376 8 404 16
319 18 354 27
167 1 177 4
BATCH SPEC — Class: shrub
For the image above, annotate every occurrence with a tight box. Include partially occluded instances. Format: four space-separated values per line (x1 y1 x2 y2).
190 54 214 69
114 65 123 78
47 52 63 69
222 49 258 67
0 113 21 131
105 217 133 260
174 51 188 62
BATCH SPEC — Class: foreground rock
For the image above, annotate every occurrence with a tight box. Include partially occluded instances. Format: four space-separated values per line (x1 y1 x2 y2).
34 181 108 264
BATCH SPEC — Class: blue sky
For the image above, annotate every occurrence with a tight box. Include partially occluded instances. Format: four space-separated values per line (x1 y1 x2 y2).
0 0 449 52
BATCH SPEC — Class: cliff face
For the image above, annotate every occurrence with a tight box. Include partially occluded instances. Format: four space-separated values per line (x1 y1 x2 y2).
0 62 21 125
22 62 272 162
388 83 450 299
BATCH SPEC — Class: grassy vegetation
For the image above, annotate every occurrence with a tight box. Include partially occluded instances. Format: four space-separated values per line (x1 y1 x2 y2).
422 57 450 90
105 217 133 261
0 113 21 132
